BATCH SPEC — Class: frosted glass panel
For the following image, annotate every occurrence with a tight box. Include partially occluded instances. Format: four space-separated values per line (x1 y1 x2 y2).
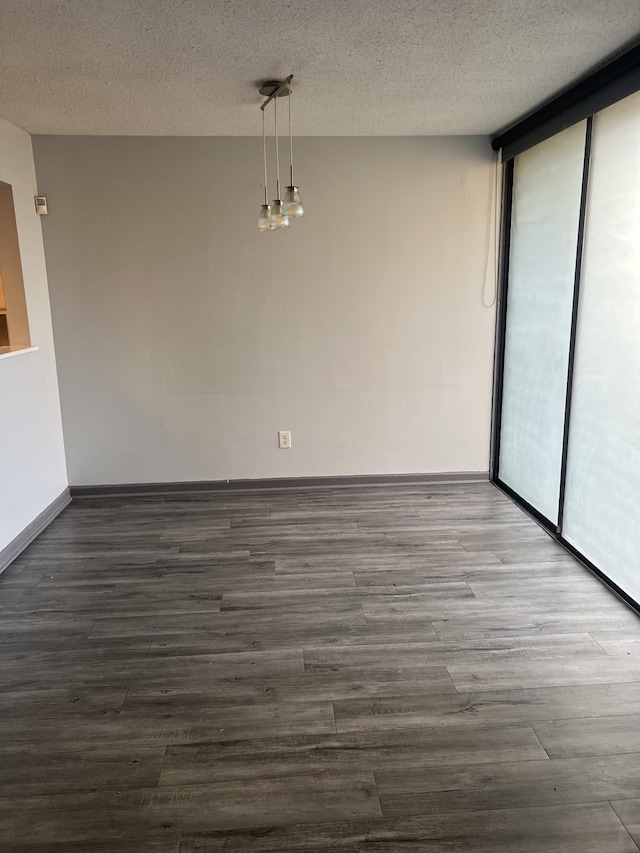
563 92 640 604
499 122 586 522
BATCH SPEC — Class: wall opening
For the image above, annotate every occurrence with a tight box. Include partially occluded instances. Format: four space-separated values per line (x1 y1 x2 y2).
0 180 31 351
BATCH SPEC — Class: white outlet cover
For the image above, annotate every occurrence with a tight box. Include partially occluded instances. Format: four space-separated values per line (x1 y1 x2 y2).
278 430 292 449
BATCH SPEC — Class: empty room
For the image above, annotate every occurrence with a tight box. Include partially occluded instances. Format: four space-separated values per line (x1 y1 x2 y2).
1 1 640 850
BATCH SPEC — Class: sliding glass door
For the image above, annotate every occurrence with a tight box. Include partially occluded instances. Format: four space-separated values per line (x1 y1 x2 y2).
494 89 640 609
497 122 586 523
562 92 640 605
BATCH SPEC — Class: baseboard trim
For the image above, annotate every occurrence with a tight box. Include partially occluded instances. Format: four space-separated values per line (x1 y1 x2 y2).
0 488 71 575
70 471 489 499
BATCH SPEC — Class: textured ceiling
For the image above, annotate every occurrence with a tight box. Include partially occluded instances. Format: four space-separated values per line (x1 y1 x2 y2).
1 0 639 136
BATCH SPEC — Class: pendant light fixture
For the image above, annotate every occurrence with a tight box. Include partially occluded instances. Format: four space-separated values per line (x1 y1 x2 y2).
284 88 304 219
257 75 303 232
270 95 289 229
257 110 272 231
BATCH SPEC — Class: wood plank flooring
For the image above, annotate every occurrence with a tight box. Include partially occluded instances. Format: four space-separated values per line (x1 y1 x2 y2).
1 481 640 851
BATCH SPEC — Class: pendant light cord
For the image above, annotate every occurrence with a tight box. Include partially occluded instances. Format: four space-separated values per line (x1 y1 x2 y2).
274 96 281 200
288 89 294 186
262 110 268 205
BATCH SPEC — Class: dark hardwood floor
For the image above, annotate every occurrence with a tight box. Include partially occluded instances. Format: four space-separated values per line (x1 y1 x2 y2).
1 481 640 851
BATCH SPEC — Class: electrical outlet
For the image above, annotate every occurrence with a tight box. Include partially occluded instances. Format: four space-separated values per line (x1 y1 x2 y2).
278 430 292 449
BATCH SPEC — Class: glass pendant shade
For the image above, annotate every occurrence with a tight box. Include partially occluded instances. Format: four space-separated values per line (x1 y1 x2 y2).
270 200 290 229
284 186 304 219
257 204 272 232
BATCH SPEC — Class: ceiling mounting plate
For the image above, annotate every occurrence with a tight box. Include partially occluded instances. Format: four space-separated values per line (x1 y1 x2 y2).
258 80 291 98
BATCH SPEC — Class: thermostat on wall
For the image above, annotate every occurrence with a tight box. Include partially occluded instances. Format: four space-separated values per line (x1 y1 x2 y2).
35 196 48 215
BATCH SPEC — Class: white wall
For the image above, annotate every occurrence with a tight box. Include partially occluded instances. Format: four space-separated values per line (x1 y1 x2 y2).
0 118 67 550
33 136 495 486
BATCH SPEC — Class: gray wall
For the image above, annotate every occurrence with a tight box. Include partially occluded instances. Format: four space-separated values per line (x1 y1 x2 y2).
33 136 495 486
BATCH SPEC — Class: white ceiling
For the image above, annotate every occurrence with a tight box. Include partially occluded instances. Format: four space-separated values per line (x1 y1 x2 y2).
1 0 639 136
